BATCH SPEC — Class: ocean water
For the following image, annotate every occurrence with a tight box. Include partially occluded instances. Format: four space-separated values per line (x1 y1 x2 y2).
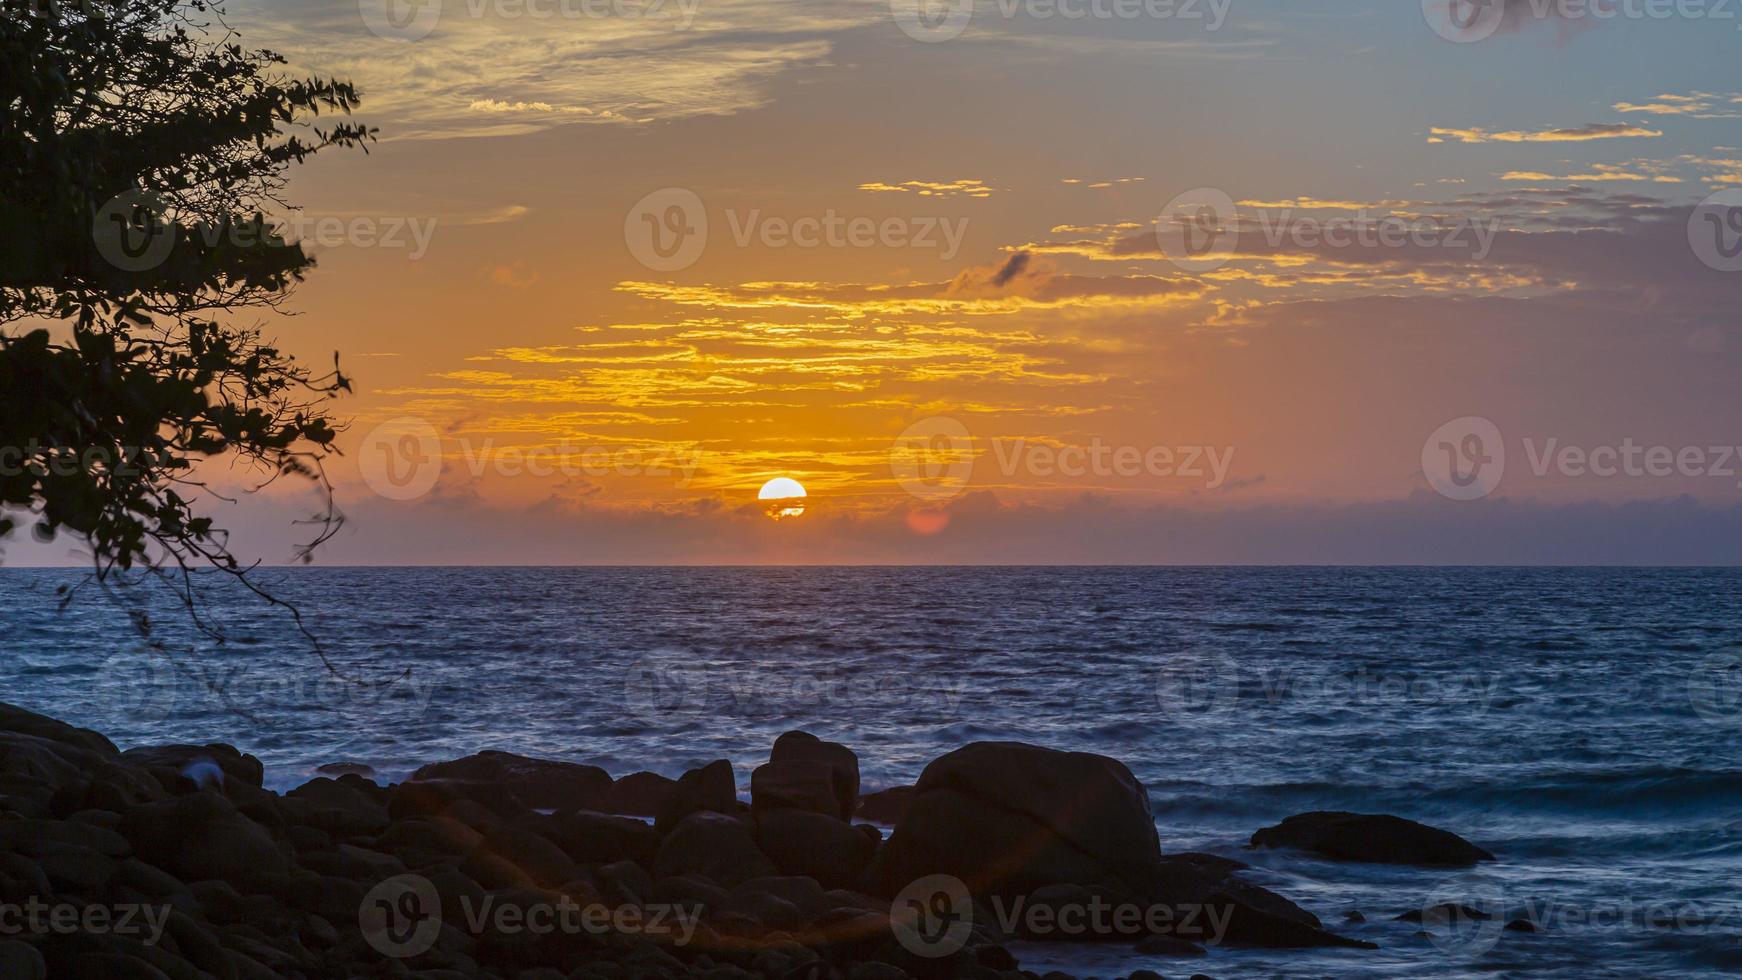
4 566 1741 979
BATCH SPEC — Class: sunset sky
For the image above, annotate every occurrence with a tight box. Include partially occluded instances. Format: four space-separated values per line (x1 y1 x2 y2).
24 0 1742 563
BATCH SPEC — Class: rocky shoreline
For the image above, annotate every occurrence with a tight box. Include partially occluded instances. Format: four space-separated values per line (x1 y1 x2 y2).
1 703 1501 979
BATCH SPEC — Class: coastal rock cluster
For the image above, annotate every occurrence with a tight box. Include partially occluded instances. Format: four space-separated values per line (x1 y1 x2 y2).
0 703 1500 979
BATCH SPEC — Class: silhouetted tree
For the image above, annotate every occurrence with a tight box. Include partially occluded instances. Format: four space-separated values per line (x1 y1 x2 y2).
0 0 373 624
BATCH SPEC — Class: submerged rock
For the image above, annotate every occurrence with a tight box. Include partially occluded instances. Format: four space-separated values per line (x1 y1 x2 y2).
1250 812 1495 868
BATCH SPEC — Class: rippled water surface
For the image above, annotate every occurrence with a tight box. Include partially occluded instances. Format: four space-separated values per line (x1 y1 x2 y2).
4 566 1741 978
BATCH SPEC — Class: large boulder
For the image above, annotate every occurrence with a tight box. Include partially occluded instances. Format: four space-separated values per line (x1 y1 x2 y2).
602 771 675 817
653 811 776 886
117 791 289 886
0 703 117 755
751 761 842 819
388 778 529 823
857 786 916 825
654 760 738 832
768 732 859 820
754 809 877 888
876 742 1159 899
120 743 265 789
1 704 163 816
408 750 611 811
542 810 660 866
284 776 390 839
1250 812 1495 868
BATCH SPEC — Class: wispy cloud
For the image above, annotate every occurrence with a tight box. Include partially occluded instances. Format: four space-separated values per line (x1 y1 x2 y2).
1429 123 1661 144
1614 92 1742 119
231 0 870 139
859 179 999 199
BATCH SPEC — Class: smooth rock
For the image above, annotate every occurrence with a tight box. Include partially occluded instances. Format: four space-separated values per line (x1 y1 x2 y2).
769 732 860 820
857 786 916 825
653 811 776 886
117 791 288 886
285 777 390 838
314 762 375 778
751 760 843 820
120 744 265 789
1250 812 1495 868
0 939 46 980
878 742 1160 899
543 810 659 866
602 771 676 818
409 751 611 811
655 760 738 833
387 778 528 823
755 809 877 889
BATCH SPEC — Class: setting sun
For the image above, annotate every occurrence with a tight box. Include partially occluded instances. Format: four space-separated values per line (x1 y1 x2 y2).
758 477 808 521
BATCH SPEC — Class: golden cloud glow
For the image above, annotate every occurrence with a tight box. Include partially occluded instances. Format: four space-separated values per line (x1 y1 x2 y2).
1429 124 1662 144
858 179 999 198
